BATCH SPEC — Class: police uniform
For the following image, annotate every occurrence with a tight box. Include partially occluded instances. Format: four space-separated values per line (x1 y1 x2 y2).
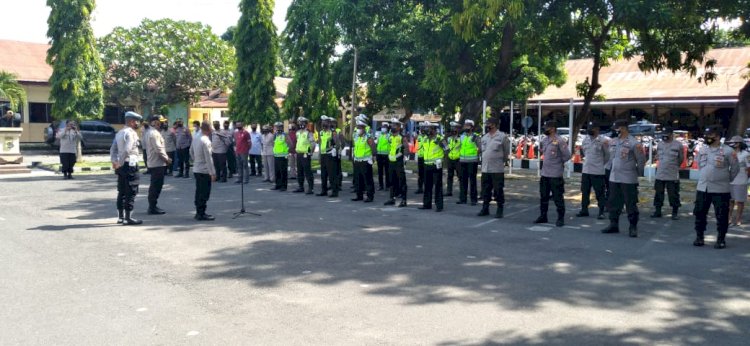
652 129 684 219
536 129 571 226
384 119 408 207
693 126 739 249
478 126 510 218
415 124 427 194
602 122 646 237
190 125 216 221
419 123 445 211
375 123 391 190
272 122 292 191
294 117 315 194
146 116 170 214
579 130 610 219
318 116 341 197
110 112 143 225
458 121 481 205
352 121 375 202
445 122 462 197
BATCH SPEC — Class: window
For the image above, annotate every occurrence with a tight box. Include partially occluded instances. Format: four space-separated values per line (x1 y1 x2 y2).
97 125 115 133
29 103 53 123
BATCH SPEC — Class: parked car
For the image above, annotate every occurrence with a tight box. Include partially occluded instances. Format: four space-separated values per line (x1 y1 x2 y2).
45 120 117 150
629 122 662 136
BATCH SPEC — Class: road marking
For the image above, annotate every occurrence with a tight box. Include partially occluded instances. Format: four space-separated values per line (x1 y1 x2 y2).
186 331 200 337
471 219 497 228
302 270 312 274
136 307 148 312
502 205 538 219
116 253 126 257
466 255 477 259
563 225 581 230
0 217 5 221
360 284 370 288
528 226 552 232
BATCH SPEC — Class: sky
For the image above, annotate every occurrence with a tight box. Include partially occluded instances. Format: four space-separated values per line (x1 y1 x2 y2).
0 0 292 44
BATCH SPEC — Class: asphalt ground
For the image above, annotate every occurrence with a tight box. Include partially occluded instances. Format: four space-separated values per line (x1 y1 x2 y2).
0 165 749 345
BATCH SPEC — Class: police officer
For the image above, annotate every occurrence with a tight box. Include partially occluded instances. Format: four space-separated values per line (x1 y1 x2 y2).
331 118 344 191
445 121 462 197
534 121 571 227
317 116 341 197
145 115 171 215
651 127 684 220
415 122 427 194
272 121 293 191
294 117 315 194
384 118 409 207
351 114 371 193
577 122 610 219
419 122 446 212
601 120 647 237
110 111 144 225
375 122 391 191
191 121 217 221
352 119 376 202
457 120 481 205
693 125 739 249
478 117 510 218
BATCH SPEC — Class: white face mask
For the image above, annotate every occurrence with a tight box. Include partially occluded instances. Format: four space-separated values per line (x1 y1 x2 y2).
357 129 364 135
381 128 387 133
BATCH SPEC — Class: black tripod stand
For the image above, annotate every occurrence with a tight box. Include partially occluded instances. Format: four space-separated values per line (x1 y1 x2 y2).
233 178 261 219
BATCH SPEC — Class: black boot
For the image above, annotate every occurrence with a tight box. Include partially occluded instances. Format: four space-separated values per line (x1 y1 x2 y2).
533 214 548 224
124 210 142 225
714 234 726 249
494 207 504 219
671 207 679 220
477 207 489 216
650 208 662 218
117 209 124 224
575 209 589 217
384 199 396 206
629 224 638 238
555 209 565 227
148 206 166 215
601 222 619 234
693 231 705 247
597 208 605 220
398 199 407 208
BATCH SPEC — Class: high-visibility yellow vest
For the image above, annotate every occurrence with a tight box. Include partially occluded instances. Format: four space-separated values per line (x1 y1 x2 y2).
296 130 311 153
423 136 444 165
389 134 403 162
417 135 427 158
354 134 372 160
319 130 332 154
376 133 390 154
448 136 460 160
459 133 479 161
273 133 289 157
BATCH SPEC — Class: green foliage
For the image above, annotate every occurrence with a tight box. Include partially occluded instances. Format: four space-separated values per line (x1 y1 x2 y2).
98 19 235 114
221 26 236 42
711 28 750 48
230 0 280 125
281 0 339 121
46 0 104 121
0 71 27 112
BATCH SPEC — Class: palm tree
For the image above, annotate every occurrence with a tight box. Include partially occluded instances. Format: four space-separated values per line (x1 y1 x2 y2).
0 71 27 112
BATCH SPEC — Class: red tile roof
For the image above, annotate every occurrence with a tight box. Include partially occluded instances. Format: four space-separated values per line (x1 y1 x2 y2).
531 47 750 102
0 40 52 83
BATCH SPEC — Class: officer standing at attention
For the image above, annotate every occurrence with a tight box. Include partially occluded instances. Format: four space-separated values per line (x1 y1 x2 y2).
211 121 232 183
145 115 171 215
294 117 315 194
162 120 177 176
477 117 510 218
577 122 610 219
693 125 738 249
445 121 462 197
375 122 391 191
110 111 144 225
317 116 341 197
351 114 371 193
534 121 571 227
651 127 684 220
331 118 344 191
352 119 376 202
457 120 481 206
384 118 409 207
601 120 647 237
415 122 427 194
272 121 293 191
190 121 217 221
419 122 446 212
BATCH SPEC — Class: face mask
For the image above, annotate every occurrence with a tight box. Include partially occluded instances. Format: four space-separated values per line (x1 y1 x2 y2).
662 136 670 141
544 129 552 136
613 130 621 137
381 127 387 133
705 137 716 145
357 129 364 135
587 130 596 135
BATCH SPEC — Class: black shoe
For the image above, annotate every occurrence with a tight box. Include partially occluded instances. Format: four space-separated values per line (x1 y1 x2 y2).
271 186 280 190
693 237 705 247
184 174 191 179
377 187 384 191
478 208 490 216
650 210 662 218
415 189 423 195
671 209 680 220
352 197 363 201
293 188 305 193
601 224 620 234
316 192 328 197
148 207 166 215
329 192 339 198
575 210 589 217
456 201 467 205
495 208 504 219
436 207 443 212
68 175 74 180
444 193 453 197
124 217 143 225
235 180 243 184
117 210 124 224
418 206 432 210
533 215 548 224
279 188 287 192
597 213 605 220
384 199 396 206
220 179 227 183
196 214 215 221
305 190 314 195
629 225 638 237
364 197 374 203
556 219 564 227
714 238 726 249
470 201 477 206
398 200 407 208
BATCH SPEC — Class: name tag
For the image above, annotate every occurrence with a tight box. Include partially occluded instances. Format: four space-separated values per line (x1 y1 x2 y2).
715 154 724 168
620 147 630 159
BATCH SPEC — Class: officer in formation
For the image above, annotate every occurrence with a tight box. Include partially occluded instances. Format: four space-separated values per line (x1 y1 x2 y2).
601 120 646 237
419 122 446 211
693 125 738 249
477 117 510 218
330 118 344 192
317 116 343 197
211 121 232 183
191 121 216 221
271 121 293 191
294 117 315 194
110 111 143 225
445 121 462 197
535 121 571 227
384 118 409 207
577 122 609 219
651 127 684 220
145 115 171 215
415 122 427 194
352 119 376 202
375 122 391 191
457 120 480 205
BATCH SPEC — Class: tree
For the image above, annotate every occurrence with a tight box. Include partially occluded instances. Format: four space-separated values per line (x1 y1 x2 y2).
281 0 339 121
717 0 750 136
46 0 104 121
98 19 235 114
0 71 27 112
221 26 236 42
230 0 280 125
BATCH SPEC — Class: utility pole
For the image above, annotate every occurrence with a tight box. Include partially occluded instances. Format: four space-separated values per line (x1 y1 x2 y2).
350 46 358 140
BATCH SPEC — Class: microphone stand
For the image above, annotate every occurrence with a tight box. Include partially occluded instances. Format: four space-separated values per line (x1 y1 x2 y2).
233 174 261 219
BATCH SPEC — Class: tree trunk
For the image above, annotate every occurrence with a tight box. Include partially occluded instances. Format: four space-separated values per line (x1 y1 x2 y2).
571 38 604 149
729 79 750 137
